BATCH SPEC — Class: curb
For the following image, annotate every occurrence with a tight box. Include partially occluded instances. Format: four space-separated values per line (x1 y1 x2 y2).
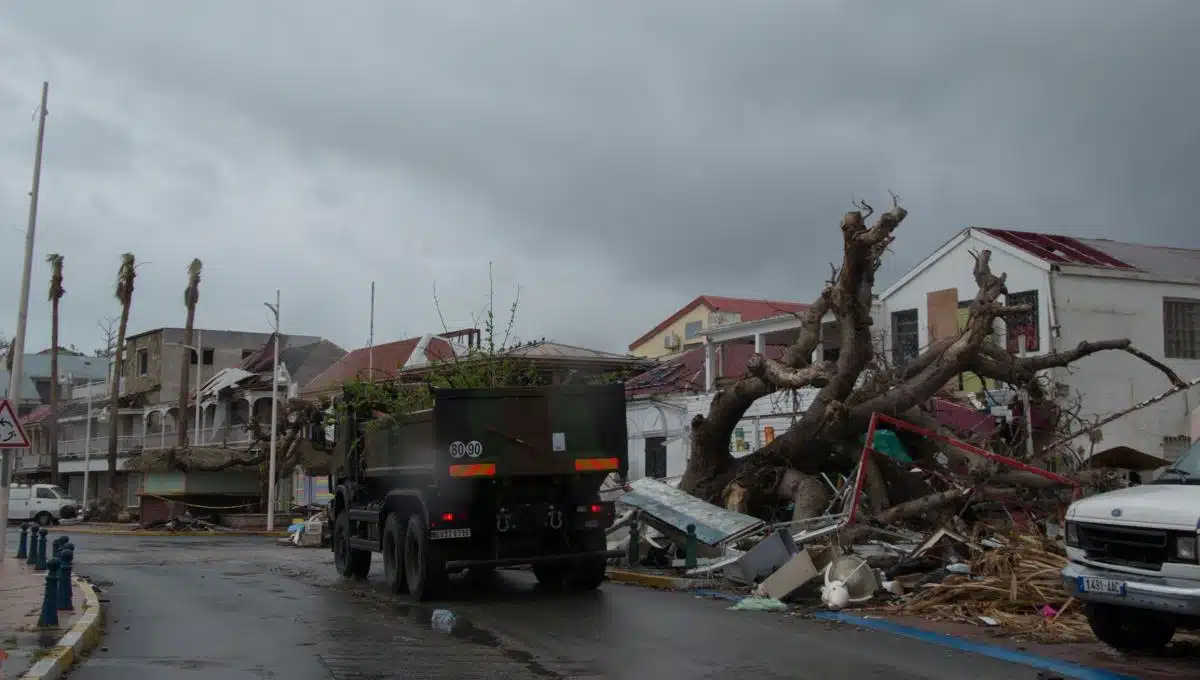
605 568 720 590
59 527 288 538
20 577 104 680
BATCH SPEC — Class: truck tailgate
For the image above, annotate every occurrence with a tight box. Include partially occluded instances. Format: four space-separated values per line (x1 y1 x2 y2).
432 383 627 478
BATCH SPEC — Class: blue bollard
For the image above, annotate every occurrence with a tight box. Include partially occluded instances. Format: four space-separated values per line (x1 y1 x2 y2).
685 523 698 569
38 558 60 628
57 548 74 611
26 526 39 565
51 536 64 559
34 528 49 572
16 523 29 560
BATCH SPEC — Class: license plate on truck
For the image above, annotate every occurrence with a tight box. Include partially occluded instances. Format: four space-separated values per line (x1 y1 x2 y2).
1078 576 1126 596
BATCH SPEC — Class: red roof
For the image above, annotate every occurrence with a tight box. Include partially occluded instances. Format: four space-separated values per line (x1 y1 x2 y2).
625 343 790 398
629 295 810 352
301 335 459 395
977 228 1136 269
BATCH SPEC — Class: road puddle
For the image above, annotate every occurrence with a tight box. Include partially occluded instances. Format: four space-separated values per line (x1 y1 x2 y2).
392 602 560 678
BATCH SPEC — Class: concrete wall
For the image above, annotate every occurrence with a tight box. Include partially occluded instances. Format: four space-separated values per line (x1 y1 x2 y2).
1052 273 1200 460
631 305 717 359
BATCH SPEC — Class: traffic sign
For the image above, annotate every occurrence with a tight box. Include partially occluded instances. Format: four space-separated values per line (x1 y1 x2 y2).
0 398 30 448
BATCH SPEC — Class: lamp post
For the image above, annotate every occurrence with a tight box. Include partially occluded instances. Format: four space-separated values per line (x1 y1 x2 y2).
167 330 204 446
264 291 281 531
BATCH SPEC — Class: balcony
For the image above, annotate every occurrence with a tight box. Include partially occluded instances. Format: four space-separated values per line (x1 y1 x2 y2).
15 453 50 472
56 431 258 460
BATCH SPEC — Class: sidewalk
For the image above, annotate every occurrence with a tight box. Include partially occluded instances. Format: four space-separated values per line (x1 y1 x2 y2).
0 559 84 679
57 521 287 537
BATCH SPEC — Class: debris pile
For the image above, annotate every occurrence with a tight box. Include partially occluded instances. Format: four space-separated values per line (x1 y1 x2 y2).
284 508 330 547
604 412 1140 644
888 532 1091 642
138 513 226 533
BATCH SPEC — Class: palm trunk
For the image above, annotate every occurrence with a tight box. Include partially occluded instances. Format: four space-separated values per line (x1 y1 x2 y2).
176 306 197 447
48 301 59 484
106 303 131 489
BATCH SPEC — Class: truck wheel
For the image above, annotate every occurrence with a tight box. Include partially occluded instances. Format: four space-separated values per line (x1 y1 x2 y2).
333 512 371 580
1084 603 1176 651
404 514 447 601
566 532 607 591
382 514 409 594
35 512 53 527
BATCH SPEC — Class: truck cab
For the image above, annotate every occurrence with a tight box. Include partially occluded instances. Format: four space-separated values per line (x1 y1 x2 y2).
7 483 80 526
1061 439 1200 651
314 382 628 601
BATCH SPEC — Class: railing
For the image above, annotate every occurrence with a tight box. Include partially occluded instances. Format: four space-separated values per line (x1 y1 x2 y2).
55 432 258 460
15 453 50 471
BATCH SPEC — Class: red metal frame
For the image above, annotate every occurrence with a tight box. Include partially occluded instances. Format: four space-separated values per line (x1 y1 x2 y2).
845 412 1079 524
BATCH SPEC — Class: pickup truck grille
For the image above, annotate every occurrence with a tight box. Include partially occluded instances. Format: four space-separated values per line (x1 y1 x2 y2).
1077 522 1169 571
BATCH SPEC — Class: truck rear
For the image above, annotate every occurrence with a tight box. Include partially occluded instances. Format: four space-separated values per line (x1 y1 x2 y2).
321 382 628 600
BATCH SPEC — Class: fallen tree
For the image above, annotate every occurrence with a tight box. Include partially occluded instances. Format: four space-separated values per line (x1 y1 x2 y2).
679 197 1187 521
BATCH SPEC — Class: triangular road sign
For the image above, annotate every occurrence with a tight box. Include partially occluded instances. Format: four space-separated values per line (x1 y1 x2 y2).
0 398 30 448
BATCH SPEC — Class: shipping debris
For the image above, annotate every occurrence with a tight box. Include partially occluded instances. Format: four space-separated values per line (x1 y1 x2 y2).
604 412 1183 645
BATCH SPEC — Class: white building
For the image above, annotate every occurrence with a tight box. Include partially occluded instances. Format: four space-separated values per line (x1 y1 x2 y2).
879 227 1200 464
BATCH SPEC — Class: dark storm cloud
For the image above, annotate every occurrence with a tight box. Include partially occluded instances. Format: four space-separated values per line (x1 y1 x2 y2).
2 0 1198 354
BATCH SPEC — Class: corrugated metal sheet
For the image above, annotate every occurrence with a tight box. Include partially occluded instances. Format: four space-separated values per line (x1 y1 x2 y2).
1076 238 1200 281
620 477 764 546
977 227 1200 281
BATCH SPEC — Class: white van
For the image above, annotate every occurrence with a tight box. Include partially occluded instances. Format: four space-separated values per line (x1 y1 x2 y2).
7 483 81 526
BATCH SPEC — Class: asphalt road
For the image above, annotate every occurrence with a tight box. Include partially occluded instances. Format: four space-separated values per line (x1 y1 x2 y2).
1 532 1101 679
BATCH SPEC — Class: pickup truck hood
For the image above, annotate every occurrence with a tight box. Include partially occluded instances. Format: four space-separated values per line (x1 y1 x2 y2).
1068 484 1200 530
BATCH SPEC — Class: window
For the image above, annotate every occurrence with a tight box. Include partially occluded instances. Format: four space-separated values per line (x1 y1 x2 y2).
190 348 216 365
891 309 919 364
1005 290 1040 353
1163 298 1200 359
684 320 703 340
137 348 149 376
644 437 667 479
241 349 255 360
36 487 56 499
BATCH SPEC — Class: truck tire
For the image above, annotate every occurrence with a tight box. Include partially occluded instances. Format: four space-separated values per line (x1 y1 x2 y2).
35 512 54 527
382 514 409 594
404 514 447 601
1084 603 1176 651
333 512 371 580
565 531 607 591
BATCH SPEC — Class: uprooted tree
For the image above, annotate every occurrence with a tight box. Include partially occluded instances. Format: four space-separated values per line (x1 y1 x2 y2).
678 197 1188 526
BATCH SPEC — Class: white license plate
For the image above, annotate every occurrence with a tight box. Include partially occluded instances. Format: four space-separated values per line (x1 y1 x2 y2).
429 528 472 540
1078 576 1126 596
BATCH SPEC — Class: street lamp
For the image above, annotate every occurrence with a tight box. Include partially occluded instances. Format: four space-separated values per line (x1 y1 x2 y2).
167 330 204 446
264 290 281 531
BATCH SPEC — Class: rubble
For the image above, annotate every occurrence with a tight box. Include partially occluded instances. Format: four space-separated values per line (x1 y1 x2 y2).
603 411 1160 645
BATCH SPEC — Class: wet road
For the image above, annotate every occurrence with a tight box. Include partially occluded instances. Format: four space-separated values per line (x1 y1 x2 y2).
6 533 1062 679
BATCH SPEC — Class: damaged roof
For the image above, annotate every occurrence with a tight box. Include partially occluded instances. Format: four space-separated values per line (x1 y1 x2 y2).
299 334 464 395
978 227 1200 281
625 342 790 398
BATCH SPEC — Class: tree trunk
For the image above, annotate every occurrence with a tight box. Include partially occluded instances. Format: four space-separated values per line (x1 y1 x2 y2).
47 299 59 485
176 305 197 447
107 302 132 489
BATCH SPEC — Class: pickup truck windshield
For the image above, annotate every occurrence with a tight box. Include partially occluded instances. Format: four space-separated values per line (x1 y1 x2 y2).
1155 439 1200 483
48 486 70 499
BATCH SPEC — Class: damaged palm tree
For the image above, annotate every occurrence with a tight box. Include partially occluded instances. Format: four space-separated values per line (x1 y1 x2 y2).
679 197 1187 522
176 258 203 447
46 253 65 485
106 253 137 490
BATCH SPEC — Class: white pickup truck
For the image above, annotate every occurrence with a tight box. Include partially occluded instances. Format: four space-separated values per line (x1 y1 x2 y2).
1061 441 1200 651
6 483 81 527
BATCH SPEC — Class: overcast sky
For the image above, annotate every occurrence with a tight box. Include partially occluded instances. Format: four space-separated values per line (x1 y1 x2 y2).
2 1 1198 358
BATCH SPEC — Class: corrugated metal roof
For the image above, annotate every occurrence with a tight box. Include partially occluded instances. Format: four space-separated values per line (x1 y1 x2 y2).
502 341 640 362
977 228 1200 281
1074 238 1200 281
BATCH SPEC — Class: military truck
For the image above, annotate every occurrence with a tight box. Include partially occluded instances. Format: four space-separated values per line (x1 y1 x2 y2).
313 382 628 600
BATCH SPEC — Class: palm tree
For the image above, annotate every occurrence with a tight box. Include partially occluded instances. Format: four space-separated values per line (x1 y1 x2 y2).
176 259 202 448
46 253 65 484
106 253 136 489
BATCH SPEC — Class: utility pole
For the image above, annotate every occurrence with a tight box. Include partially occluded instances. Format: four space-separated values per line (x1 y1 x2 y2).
0 81 49 554
265 290 281 531
368 281 375 377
